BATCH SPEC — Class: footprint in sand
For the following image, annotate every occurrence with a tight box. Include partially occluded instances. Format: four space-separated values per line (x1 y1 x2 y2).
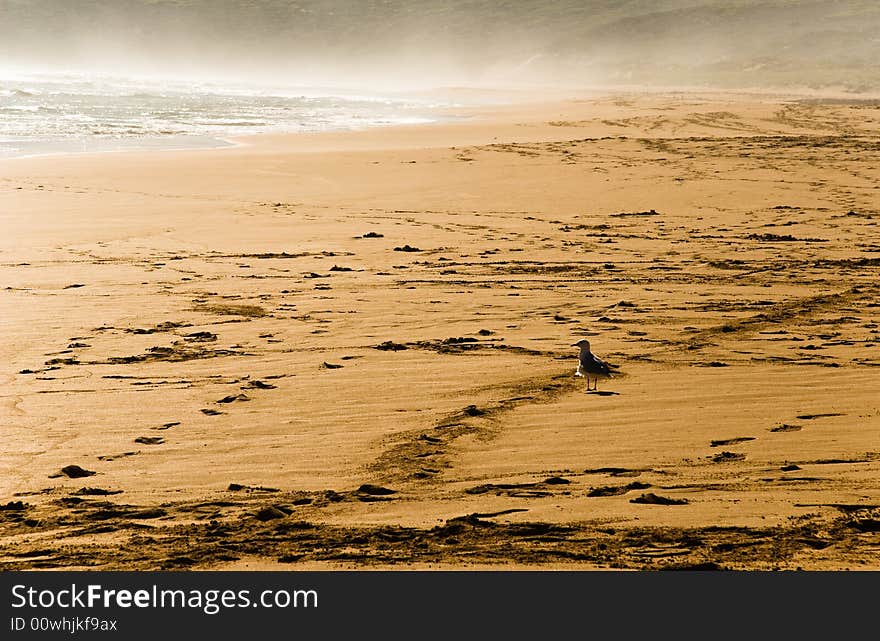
227 483 280 493
465 477 570 498
588 481 651 497
72 488 123 496
97 452 138 461
463 405 485 417
583 466 645 478
241 380 277 390
630 493 688 505
255 505 293 521
356 484 397 496
182 331 217 343
216 393 250 404
374 341 408 351
710 437 755 447
49 465 96 479
710 451 746 463
134 436 165 445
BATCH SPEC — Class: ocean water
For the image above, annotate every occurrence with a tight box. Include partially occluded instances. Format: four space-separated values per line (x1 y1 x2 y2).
0 73 438 158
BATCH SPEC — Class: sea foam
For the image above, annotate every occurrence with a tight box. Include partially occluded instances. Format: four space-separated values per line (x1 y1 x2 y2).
0 72 436 158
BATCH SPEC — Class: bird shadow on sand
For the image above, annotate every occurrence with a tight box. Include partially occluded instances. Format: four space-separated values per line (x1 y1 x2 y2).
586 390 619 396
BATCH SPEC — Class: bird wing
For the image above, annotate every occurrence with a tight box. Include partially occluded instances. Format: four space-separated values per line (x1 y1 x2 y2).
590 353 612 376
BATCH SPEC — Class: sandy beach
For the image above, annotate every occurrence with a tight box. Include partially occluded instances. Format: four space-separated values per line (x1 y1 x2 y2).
1 90 878 570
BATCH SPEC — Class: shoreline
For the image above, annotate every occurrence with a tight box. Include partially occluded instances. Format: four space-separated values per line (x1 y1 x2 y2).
0 134 239 161
0 115 448 162
4 81 878 163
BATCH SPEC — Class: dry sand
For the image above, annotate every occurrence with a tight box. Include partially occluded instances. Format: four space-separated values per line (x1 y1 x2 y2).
1 91 878 570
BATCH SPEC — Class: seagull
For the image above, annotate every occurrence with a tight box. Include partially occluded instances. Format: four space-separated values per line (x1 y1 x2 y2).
572 339 612 391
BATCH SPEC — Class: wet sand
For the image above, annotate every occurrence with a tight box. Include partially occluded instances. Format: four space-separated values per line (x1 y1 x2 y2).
1 91 878 570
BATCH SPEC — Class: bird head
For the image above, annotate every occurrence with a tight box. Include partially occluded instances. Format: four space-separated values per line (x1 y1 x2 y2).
571 339 591 349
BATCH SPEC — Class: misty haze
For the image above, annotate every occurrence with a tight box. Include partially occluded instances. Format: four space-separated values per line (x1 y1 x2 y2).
2 1 880 91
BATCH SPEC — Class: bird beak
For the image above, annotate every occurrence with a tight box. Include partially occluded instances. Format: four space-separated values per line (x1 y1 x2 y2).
571 343 579 347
